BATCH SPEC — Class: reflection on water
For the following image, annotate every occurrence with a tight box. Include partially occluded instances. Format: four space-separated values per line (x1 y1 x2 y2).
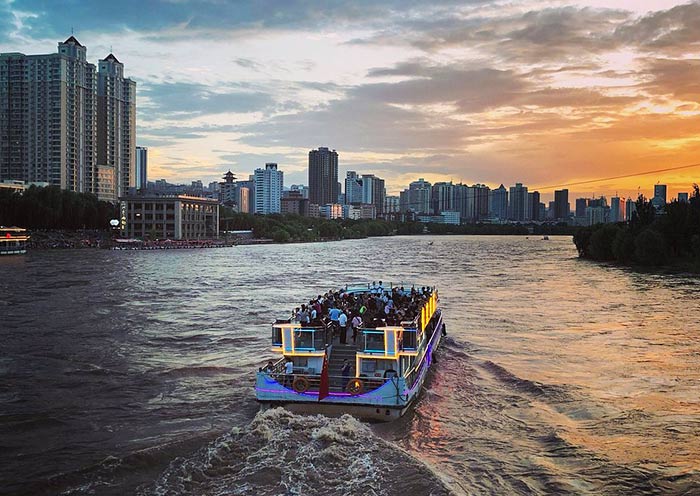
1 236 699 495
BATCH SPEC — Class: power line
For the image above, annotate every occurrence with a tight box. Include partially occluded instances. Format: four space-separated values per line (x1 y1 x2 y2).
531 163 700 192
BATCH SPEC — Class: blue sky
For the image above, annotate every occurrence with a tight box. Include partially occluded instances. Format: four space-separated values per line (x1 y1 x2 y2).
1 0 699 199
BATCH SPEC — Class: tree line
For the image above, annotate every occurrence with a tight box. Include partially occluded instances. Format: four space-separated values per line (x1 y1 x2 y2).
573 185 700 269
0 186 117 230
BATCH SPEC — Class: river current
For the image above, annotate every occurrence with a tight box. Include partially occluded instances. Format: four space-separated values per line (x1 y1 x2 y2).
1 235 699 495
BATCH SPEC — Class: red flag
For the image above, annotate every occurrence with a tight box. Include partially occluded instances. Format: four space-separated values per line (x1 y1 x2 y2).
318 348 330 401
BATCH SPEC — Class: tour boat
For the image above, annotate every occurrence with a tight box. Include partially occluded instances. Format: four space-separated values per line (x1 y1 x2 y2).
255 283 445 421
0 227 30 255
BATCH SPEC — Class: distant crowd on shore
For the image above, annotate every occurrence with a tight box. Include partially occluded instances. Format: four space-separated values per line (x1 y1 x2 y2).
290 282 434 342
28 229 109 249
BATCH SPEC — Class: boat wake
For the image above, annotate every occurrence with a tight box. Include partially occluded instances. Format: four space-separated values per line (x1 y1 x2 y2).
139 407 453 496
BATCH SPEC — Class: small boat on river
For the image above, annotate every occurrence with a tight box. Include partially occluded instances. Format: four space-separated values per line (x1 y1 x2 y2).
255 283 445 421
0 227 30 255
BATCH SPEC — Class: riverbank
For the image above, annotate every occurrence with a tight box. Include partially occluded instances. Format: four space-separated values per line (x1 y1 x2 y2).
572 191 700 274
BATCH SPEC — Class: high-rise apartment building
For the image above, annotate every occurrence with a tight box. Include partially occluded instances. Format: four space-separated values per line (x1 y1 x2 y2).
508 183 528 221
652 184 667 210
135 146 147 190
361 174 386 215
0 36 135 200
98 53 136 198
0 36 97 192
402 178 432 214
528 191 541 221
308 147 338 206
432 182 455 215
554 189 570 221
609 196 624 223
254 163 283 214
345 171 362 205
488 184 508 221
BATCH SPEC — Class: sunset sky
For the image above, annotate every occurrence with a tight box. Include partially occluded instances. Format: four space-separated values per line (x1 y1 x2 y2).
1 0 699 201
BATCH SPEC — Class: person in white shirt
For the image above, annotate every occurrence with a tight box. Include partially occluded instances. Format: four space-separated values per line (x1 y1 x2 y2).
338 311 348 344
284 358 294 386
351 315 362 344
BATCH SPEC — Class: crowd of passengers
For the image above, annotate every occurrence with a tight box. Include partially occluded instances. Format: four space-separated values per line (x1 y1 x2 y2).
289 282 434 344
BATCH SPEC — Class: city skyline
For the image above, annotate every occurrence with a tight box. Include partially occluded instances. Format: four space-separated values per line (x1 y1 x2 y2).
2 1 699 201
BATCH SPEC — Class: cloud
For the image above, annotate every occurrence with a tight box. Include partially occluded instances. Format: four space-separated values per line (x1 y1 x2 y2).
138 81 274 117
614 2 700 54
642 57 700 100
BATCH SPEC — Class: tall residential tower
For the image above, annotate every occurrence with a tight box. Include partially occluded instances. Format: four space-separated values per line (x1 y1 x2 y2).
97 53 136 198
0 36 97 192
308 147 338 206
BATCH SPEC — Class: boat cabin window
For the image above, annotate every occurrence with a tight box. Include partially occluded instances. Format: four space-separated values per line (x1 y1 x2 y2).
361 359 376 375
362 330 385 353
272 327 283 347
294 329 316 350
401 329 417 350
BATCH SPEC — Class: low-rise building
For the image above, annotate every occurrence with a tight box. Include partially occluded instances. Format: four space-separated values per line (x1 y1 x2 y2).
119 194 219 240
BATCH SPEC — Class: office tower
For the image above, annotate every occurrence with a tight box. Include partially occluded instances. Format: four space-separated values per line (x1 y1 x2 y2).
308 147 338 206
361 174 386 215
135 146 147 190
345 171 363 205
554 189 569 221
0 36 97 192
508 183 528 221
678 192 689 203
254 163 283 214
488 184 508 221
528 191 541 221
97 53 136 198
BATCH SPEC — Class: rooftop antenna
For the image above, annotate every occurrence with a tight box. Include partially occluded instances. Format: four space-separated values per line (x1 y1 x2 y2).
110 44 113 54
71 26 74 35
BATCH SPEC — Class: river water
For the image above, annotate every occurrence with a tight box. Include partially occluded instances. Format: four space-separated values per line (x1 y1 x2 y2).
1 235 699 495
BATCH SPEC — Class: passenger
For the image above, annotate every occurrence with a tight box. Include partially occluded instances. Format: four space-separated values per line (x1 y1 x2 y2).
383 367 398 379
351 314 362 344
263 360 275 373
341 359 351 391
299 305 310 325
338 310 348 344
284 357 294 387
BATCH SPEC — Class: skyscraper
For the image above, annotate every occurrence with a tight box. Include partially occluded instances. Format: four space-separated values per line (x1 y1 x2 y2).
308 147 338 206
431 182 455 215
135 146 148 190
1 36 97 192
528 191 541 221
361 174 386 215
97 53 136 198
652 184 667 210
403 178 432 214
610 196 624 223
344 171 362 205
554 189 570 221
508 183 528 221
254 163 283 214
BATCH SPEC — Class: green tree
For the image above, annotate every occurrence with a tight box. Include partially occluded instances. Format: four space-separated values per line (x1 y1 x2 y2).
634 228 668 266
